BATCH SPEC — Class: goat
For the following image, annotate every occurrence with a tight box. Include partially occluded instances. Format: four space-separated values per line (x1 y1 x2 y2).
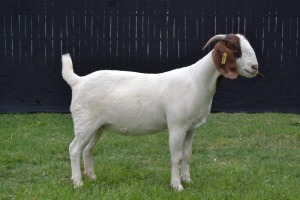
62 33 261 191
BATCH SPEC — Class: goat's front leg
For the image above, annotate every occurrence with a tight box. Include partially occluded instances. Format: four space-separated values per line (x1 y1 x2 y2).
181 129 195 183
169 128 187 192
83 130 102 180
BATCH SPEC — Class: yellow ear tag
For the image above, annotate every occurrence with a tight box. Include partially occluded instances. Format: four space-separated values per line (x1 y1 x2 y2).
221 53 227 64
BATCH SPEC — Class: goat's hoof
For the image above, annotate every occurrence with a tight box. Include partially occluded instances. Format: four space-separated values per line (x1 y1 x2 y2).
73 180 83 188
176 185 184 192
181 177 193 183
170 183 184 192
84 172 97 180
89 175 97 181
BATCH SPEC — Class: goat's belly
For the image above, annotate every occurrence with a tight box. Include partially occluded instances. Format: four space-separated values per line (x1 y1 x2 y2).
94 95 167 135
102 111 167 136
104 122 167 136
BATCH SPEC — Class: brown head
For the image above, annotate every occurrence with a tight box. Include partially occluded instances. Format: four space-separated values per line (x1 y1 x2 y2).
203 34 263 79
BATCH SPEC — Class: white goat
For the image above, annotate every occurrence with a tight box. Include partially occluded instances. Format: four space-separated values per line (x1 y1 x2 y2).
62 33 261 191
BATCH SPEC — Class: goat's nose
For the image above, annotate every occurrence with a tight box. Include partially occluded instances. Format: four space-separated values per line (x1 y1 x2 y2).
252 64 258 70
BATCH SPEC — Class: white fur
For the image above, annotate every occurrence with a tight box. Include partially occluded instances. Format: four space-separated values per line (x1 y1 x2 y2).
62 34 259 191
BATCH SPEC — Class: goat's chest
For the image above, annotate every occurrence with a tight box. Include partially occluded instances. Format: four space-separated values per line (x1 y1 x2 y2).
190 98 213 129
191 115 208 129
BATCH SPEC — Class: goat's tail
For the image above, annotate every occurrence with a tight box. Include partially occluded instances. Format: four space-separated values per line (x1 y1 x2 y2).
61 53 80 87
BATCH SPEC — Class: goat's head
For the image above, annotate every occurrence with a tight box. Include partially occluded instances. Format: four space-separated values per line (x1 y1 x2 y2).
203 33 263 79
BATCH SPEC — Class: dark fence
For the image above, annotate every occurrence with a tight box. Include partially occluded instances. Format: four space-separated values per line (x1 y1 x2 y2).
0 0 300 113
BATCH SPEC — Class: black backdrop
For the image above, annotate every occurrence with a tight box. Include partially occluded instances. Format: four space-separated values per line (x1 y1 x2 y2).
0 0 299 113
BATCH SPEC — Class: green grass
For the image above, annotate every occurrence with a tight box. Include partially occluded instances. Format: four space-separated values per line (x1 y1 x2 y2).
0 113 300 199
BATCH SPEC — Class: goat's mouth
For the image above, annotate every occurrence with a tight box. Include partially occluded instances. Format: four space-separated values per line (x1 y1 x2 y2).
244 69 257 76
244 69 264 77
257 72 264 77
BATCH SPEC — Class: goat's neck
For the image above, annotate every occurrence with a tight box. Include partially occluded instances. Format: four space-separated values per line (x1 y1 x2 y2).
189 51 221 95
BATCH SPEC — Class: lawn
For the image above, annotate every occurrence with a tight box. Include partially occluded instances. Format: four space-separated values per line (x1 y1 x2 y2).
0 113 299 199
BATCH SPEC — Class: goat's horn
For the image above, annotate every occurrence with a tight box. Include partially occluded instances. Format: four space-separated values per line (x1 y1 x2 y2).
202 34 226 50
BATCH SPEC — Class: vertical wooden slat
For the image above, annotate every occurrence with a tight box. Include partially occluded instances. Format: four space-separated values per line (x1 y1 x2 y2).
296 17 299 59
2 15 8 64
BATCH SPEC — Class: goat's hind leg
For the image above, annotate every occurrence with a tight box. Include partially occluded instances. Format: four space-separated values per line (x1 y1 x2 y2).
69 123 100 187
83 129 103 180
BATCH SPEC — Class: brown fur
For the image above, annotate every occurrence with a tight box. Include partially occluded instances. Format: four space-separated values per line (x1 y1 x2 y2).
212 34 242 79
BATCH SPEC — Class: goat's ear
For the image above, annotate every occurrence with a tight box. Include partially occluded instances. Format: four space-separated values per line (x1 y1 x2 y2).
212 41 238 79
